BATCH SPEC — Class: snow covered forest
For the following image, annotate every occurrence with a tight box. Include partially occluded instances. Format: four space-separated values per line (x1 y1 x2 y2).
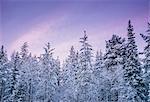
0 20 150 102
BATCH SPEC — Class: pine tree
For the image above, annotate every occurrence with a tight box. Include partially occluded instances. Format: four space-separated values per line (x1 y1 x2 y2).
0 45 8 64
104 35 125 73
17 42 30 102
140 22 150 102
103 34 125 102
93 50 108 102
4 52 20 102
76 31 96 102
61 46 80 102
37 42 60 102
94 50 103 75
79 31 93 69
124 20 147 101
0 45 8 101
25 54 40 102
20 42 28 60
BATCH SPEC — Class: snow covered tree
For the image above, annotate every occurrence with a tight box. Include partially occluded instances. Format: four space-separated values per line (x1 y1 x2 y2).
0 45 8 101
94 50 103 75
17 42 30 102
93 50 108 102
140 22 150 102
79 31 93 69
37 42 60 102
20 42 28 60
0 45 8 64
61 46 80 102
25 54 40 102
76 31 97 102
18 42 41 102
1 20 150 102
54 57 61 102
3 52 20 102
104 34 125 73
123 20 147 102
103 34 125 102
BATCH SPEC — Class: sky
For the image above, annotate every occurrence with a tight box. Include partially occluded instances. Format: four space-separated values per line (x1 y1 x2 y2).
0 0 150 61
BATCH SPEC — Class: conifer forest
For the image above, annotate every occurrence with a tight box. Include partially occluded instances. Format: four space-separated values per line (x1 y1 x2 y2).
0 20 150 102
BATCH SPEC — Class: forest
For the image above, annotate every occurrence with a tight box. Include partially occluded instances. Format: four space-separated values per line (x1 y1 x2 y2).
0 20 150 102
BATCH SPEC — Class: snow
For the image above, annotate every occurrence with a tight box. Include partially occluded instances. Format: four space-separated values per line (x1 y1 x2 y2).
0 21 149 102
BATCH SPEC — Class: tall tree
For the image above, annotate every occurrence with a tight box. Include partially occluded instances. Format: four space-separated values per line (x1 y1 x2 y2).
93 50 108 102
37 42 60 102
124 20 147 101
104 34 125 102
0 45 8 101
0 45 8 64
20 42 28 60
25 54 40 102
140 22 150 101
76 31 96 102
61 46 80 102
94 50 103 75
18 42 30 102
4 52 20 102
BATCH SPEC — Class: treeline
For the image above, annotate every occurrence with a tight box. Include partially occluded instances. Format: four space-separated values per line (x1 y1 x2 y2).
0 20 150 102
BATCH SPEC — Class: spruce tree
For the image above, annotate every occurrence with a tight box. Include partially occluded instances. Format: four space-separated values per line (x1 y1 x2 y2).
18 42 30 102
9 52 20 102
37 42 59 102
0 45 8 101
93 50 108 102
61 46 79 102
124 20 147 101
0 45 8 64
94 50 103 75
140 22 150 102
104 34 125 102
76 31 96 102
20 42 28 60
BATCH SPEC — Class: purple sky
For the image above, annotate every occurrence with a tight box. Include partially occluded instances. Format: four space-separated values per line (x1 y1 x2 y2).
0 0 150 61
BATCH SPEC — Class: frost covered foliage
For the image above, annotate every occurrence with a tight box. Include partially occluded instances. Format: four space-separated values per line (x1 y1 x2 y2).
0 20 149 102
123 20 148 102
140 22 150 102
